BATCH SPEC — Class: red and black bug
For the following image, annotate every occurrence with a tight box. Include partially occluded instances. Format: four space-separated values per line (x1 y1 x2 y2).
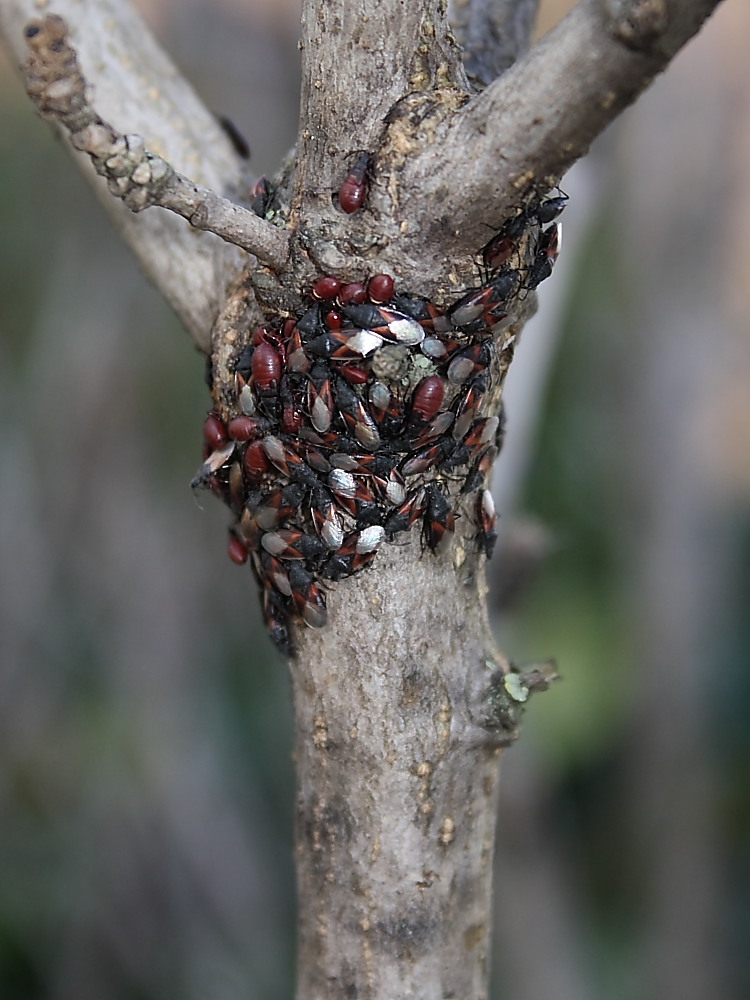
340 304 424 347
311 499 345 551
476 489 498 559
400 437 456 477
535 190 568 225
259 549 292 597
261 585 293 656
383 487 427 538
308 365 335 433
525 223 561 291
250 176 272 216
448 271 518 329
338 152 372 214
333 379 381 451
288 563 328 628
261 527 328 562
452 374 488 441
423 485 455 555
307 328 384 361
447 342 494 385
250 483 306 531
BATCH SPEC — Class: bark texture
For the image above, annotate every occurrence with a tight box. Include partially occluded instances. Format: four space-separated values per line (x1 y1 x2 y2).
0 0 728 998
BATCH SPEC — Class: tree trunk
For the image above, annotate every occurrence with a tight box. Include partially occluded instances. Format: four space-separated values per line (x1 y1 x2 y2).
0 1 727 997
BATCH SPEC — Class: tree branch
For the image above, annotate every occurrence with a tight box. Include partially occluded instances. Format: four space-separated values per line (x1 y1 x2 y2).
0 0 251 351
449 0 541 87
22 15 289 272
399 0 726 258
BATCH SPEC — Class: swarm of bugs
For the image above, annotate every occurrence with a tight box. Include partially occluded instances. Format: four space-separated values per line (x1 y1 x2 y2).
195 184 565 654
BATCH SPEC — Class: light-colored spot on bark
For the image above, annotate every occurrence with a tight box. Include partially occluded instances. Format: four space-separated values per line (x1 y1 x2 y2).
313 714 328 749
511 170 534 190
439 816 455 847
463 922 485 951
370 837 381 863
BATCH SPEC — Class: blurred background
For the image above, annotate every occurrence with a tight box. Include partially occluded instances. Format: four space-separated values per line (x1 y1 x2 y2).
0 1 748 998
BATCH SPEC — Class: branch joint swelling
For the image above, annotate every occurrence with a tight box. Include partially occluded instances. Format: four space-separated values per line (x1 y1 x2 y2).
605 0 669 52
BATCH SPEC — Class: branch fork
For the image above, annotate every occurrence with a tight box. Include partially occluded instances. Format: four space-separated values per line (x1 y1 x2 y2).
23 15 290 271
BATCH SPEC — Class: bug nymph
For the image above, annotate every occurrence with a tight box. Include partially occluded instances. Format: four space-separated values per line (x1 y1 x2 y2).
338 151 372 214
250 341 282 396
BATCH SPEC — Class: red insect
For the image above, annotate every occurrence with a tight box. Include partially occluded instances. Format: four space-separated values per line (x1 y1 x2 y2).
227 532 249 565
250 341 282 396
367 273 395 305
338 364 370 385
461 416 500 456
203 413 228 449
280 378 305 434
227 415 269 441
338 281 367 305
244 439 271 486
319 531 381 580
338 152 372 214
311 275 342 301
408 375 447 426
412 411 455 449
324 310 343 330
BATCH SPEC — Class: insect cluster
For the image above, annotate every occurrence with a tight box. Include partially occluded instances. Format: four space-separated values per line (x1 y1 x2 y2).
196 194 565 655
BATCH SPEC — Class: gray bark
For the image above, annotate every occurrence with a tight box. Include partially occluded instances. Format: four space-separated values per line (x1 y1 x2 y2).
0 0 728 997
